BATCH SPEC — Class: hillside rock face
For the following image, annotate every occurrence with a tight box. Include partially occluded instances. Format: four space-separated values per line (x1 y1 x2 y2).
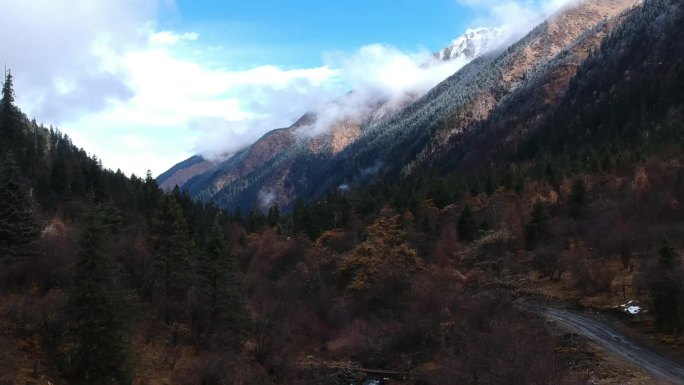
159 0 640 211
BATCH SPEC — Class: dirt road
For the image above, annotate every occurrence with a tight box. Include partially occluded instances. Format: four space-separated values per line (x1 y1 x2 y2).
542 307 684 384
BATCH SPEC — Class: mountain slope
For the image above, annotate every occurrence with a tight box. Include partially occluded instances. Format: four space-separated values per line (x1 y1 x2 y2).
429 0 683 175
157 155 211 190
393 0 641 177
161 0 639 212
294 0 639 201
157 28 516 205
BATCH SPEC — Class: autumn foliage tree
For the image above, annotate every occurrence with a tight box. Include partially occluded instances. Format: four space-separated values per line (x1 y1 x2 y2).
338 208 423 312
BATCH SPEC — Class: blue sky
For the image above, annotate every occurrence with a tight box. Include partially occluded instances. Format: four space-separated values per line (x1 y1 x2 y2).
162 0 474 67
1 0 572 177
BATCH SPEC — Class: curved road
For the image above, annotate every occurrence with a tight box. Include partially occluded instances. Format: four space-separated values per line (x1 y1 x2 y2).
541 307 684 384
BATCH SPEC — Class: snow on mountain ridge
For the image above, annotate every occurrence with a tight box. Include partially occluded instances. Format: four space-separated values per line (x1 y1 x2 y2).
437 27 509 62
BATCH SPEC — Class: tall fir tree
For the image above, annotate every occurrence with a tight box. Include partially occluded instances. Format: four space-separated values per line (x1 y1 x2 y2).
0 152 40 261
199 218 246 342
148 195 195 305
68 204 130 385
647 239 682 333
142 169 162 216
457 203 478 243
0 69 22 151
568 178 587 218
525 201 552 250
267 204 280 227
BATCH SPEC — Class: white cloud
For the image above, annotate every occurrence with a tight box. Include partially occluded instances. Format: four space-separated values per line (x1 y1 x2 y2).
299 44 473 137
66 43 343 174
1 0 343 176
337 44 461 97
457 0 581 40
0 0 162 123
258 189 277 211
150 30 199 45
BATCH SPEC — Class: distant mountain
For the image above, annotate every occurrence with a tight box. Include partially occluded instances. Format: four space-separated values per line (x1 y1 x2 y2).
159 0 640 212
156 30 496 188
156 155 212 190
158 27 507 195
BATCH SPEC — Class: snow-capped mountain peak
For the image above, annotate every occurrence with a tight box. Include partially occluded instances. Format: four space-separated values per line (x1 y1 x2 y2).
437 27 509 62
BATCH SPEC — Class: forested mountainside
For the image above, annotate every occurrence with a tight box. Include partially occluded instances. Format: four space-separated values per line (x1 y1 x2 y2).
2 0 684 384
429 0 684 174
160 0 638 213
156 27 509 195
156 27 514 210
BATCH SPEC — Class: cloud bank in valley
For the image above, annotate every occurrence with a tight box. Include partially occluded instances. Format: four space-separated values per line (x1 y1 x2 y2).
297 44 472 138
194 43 477 158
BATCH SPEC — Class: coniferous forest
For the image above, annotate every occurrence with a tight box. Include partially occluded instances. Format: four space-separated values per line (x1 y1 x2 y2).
2 0 684 384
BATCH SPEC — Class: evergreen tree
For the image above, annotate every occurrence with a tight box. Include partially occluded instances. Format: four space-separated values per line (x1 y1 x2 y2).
68 205 130 385
0 152 40 261
246 210 266 233
148 195 195 304
1 70 15 110
0 69 22 149
430 179 451 209
457 204 478 243
142 169 161 216
483 169 497 196
50 147 70 199
658 239 677 269
525 201 551 250
648 239 681 333
544 161 561 191
568 178 587 218
267 204 280 227
198 218 246 341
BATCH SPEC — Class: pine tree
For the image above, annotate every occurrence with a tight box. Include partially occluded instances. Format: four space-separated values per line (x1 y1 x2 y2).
148 195 195 304
247 210 266 233
198 218 245 341
142 169 161 216
267 204 280 227
68 205 130 385
50 146 70 199
430 179 451 209
648 239 681 333
568 178 587 218
658 239 677 269
1 70 15 108
0 152 40 261
457 204 478 243
525 202 551 250
0 69 22 150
